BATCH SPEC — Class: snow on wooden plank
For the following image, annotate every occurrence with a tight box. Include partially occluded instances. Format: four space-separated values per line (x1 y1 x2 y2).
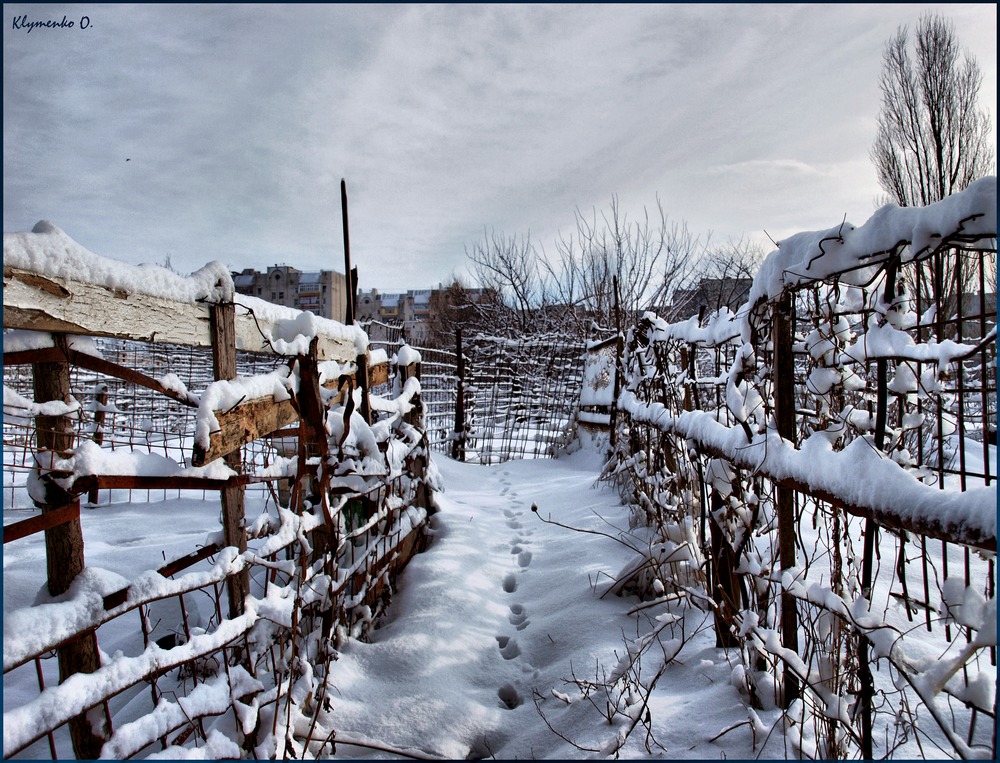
192 397 301 466
3 266 212 346
3 267 361 363
191 361 387 466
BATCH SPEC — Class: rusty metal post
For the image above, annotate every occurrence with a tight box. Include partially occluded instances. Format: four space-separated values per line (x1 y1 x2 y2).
772 293 800 706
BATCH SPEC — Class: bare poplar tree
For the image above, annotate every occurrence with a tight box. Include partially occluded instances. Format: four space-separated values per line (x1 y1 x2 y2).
541 195 701 335
871 14 993 208
870 13 995 328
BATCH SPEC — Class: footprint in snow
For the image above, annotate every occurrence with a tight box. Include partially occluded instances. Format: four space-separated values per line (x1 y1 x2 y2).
508 604 529 630
502 573 518 593
510 545 522 555
496 635 521 660
498 684 521 709
506 520 521 530
517 550 532 568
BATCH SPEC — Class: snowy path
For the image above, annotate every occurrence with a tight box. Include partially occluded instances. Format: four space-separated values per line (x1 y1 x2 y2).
322 450 751 760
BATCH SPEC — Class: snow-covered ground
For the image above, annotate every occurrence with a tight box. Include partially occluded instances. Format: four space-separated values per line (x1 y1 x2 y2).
314 449 763 760
3 446 767 760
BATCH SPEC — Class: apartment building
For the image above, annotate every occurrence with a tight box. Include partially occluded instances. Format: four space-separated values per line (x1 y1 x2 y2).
232 265 349 322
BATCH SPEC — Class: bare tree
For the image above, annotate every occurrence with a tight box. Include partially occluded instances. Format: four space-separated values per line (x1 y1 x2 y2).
871 14 994 209
870 13 995 329
541 195 701 335
465 229 540 335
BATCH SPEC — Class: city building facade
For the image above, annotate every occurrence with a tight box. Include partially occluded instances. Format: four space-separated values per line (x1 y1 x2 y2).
232 265 349 322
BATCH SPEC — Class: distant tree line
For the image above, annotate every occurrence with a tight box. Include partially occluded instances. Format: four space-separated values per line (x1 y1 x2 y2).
439 196 763 345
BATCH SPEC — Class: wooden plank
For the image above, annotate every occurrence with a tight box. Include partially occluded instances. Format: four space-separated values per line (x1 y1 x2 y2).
4 267 213 346
368 359 389 387
102 542 224 610
69 349 199 407
2 502 81 544
3 266 361 362
69 474 275 493
2 347 64 366
192 361 387 467
191 397 301 467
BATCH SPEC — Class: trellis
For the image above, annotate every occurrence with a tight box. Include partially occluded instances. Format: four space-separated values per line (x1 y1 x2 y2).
606 179 997 759
3 253 435 759
363 321 590 464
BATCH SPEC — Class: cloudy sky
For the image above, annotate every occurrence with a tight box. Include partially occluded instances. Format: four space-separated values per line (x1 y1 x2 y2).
3 3 996 291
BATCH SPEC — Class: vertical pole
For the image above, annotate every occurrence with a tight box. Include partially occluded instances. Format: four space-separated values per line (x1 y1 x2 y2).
341 179 354 326
87 383 109 506
611 276 623 450
210 302 249 620
297 338 331 567
453 328 466 461
32 334 104 758
356 350 372 425
772 293 800 706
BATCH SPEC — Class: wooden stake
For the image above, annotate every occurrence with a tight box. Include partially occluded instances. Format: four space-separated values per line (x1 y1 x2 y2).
341 179 354 326
32 334 104 758
210 302 249 620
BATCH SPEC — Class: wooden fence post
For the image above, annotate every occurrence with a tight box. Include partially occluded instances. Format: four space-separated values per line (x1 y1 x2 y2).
297 339 331 566
86 382 109 506
32 334 105 758
356 350 372 424
209 302 249 620
401 358 433 511
773 293 800 706
709 488 741 648
452 328 466 462
341 179 354 326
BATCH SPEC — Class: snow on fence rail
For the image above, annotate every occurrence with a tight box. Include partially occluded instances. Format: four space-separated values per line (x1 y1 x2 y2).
606 177 997 759
2 223 436 759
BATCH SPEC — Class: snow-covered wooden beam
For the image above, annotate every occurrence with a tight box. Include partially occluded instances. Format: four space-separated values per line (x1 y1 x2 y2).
2 266 362 362
192 397 300 467
619 392 997 552
191 360 390 466
3 266 213 345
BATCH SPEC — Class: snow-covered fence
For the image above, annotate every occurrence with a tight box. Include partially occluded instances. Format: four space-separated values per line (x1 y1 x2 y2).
3 223 436 759
364 321 591 464
608 178 997 759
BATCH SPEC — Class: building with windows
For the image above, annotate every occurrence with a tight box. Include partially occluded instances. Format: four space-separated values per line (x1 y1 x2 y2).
232 266 349 322
356 288 457 344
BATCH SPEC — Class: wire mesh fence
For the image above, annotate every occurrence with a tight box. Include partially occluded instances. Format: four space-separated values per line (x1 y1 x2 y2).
362 321 592 464
606 205 997 758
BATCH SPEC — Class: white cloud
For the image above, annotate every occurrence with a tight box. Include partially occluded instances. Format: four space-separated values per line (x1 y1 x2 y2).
3 3 995 291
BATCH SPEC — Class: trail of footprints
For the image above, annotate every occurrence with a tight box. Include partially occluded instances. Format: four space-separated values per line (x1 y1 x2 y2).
496 471 534 710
